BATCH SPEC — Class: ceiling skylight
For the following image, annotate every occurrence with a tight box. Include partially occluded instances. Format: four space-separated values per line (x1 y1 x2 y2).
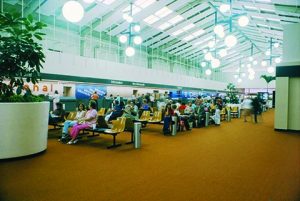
98 0 116 5
183 35 195 41
168 15 184 25
135 0 156 9
158 22 172 30
123 5 142 15
192 29 205 37
172 29 184 36
155 7 173 18
182 24 195 31
144 15 160 24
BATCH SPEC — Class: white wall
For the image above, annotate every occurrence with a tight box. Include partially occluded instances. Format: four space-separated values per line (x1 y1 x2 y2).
42 51 227 91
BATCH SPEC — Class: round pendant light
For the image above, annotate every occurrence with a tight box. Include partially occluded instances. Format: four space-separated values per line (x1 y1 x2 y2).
211 59 220 68
219 49 227 57
201 62 207 67
119 35 128 43
225 35 237 48
62 1 84 23
133 36 142 45
125 47 135 57
267 66 275 73
238 16 249 27
205 69 212 75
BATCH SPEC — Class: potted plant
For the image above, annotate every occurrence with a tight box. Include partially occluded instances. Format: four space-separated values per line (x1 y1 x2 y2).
260 75 275 94
226 83 239 104
0 12 49 159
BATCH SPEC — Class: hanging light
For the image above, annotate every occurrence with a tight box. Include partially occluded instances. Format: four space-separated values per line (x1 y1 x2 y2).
242 73 246 77
218 49 227 57
205 69 212 75
83 0 95 3
119 35 127 43
241 64 245 68
201 62 207 67
248 74 255 80
203 49 208 54
247 64 252 68
275 57 281 63
62 1 84 23
248 68 255 74
253 60 258 65
274 43 279 48
267 66 275 73
204 52 213 61
219 4 230 13
237 78 242 83
133 36 142 45
125 46 135 57
133 24 141 32
225 35 237 48
261 61 267 66
248 56 253 62
234 74 238 79
238 16 249 27
211 59 220 68
217 31 225 38
214 25 224 35
265 50 271 56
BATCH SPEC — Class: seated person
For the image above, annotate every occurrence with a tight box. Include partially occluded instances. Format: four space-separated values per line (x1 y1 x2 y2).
210 105 221 126
59 103 86 142
122 105 138 121
49 102 65 125
67 101 98 144
106 100 123 123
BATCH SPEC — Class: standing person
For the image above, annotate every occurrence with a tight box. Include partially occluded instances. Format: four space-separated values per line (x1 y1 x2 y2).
52 90 60 110
163 103 174 134
241 98 253 122
252 97 262 123
91 91 99 110
67 101 97 145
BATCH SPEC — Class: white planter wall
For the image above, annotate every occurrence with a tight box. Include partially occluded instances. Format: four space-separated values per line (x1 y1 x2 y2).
0 102 50 159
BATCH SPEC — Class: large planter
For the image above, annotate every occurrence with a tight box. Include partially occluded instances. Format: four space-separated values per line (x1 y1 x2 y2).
0 102 50 159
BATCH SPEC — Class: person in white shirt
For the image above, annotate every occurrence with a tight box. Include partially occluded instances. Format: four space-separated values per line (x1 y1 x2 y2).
241 98 253 122
52 90 60 110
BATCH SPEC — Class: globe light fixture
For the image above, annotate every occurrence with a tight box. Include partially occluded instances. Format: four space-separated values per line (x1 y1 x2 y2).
214 25 224 35
247 64 252 68
274 43 279 48
253 60 258 65
248 56 253 62
234 74 238 79
133 36 142 45
267 66 275 73
242 73 246 77
261 61 267 66
219 4 230 13
203 49 208 54
241 64 245 68
237 78 242 83
201 62 207 67
211 58 220 68
120 3 142 57
248 74 255 80
205 69 212 75
125 46 135 57
62 1 84 23
238 16 249 27
204 52 213 61
265 50 271 56
133 24 141 32
275 57 281 63
225 35 237 48
218 49 227 57
119 35 127 43
217 31 225 38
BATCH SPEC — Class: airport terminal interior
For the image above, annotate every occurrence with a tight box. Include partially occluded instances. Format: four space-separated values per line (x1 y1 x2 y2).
0 0 300 200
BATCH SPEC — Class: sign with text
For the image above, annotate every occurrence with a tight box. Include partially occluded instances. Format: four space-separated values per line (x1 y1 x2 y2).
75 85 107 99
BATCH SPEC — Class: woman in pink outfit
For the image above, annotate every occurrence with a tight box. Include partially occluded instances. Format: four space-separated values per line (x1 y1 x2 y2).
67 101 98 144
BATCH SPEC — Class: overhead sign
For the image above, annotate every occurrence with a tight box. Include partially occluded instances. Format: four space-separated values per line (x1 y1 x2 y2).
75 85 107 99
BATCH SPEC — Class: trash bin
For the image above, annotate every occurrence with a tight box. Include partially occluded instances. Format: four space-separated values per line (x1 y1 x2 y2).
227 109 231 122
205 112 210 127
171 116 177 136
134 122 141 149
